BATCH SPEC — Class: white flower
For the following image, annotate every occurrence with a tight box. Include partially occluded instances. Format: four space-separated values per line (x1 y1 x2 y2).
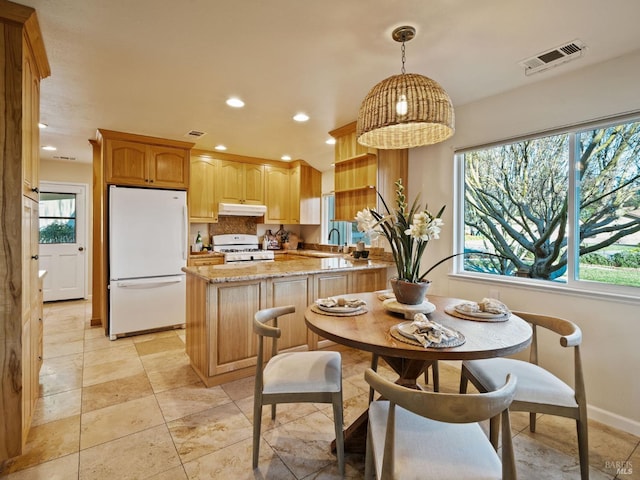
428 218 444 239
405 212 441 241
355 208 375 232
355 209 382 239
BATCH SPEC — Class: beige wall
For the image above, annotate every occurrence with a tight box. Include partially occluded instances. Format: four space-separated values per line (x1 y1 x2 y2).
39 159 93 296
409 50 640 434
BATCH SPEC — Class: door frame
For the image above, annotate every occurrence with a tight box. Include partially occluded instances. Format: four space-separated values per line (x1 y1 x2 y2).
39 180 89 301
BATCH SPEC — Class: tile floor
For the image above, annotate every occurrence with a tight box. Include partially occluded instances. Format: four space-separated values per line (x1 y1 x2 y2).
1 299 638 479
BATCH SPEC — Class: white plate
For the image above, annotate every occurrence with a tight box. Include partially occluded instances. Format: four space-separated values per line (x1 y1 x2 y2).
454 304 508 318
316 304 364 314
396 321 418 340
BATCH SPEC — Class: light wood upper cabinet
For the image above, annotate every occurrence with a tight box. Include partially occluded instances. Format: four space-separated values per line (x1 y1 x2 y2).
290 163 321 225
189 155 218 222
218 160 264 204
104 138 189 189
265 162 321 225
264 165 290 223
22 38 41 202
329 121 407 221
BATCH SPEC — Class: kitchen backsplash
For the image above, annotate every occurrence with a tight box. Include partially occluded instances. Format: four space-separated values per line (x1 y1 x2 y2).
190 217 258 245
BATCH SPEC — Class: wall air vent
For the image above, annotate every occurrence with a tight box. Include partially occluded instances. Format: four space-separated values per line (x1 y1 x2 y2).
53 155 77 161
519 39 586 76
185 130 207 139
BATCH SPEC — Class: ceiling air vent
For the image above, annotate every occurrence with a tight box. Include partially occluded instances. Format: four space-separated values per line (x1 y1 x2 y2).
185 130 207 139
519 39 586 76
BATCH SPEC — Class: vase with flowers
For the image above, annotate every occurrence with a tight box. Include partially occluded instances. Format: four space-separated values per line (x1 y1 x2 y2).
355 179 448 305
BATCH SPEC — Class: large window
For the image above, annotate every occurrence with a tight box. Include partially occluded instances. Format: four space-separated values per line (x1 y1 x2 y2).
39 192 77 244
457 117 640 294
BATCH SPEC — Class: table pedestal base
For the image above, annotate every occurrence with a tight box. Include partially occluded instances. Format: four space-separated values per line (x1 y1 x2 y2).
331 356 436 454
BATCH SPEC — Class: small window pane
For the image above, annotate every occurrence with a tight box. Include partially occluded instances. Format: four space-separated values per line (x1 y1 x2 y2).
463 134 569 281
39 192 77 244
576 121 640 288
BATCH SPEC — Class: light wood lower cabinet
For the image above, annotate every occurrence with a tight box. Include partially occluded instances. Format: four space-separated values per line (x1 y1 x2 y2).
185 268 388 387
267 276 313 352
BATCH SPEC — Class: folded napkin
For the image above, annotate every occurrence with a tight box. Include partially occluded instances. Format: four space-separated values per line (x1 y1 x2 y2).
478 298 509 314
316 297 366 308
407 313 459 347
374 289 395 301
456 297 509 315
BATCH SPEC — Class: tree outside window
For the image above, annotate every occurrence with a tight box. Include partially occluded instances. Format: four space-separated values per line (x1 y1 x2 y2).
459 118 640 291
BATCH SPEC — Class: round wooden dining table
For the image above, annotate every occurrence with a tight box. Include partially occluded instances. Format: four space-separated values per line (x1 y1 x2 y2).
304 292 533 452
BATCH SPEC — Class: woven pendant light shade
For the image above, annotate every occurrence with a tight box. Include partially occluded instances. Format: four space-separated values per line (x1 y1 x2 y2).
357 72 455 149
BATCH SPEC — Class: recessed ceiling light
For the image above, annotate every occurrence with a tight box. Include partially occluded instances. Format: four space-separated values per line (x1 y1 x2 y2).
281 155 292 161
226 97 245 108
326 138 336 145
38 123 47 129
293 113 309 122
214 145 227 151
42 145 56 151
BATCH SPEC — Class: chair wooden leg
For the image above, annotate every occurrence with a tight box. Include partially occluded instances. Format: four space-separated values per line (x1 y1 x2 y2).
271 404 276 420
364 421 375 479
252 396 263 469
333 392 345 475
369 354 379 404
459 368 469 394
489 414 500 450
529 412 537 432
577 418 589 480
423 361 440 391
431 361 439 392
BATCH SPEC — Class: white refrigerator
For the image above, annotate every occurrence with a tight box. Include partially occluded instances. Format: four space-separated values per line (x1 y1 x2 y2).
108 186 187 339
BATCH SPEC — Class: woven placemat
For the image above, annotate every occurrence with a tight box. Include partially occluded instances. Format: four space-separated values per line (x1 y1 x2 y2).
309 304 368 317
444 307 510 322
389 323 466 348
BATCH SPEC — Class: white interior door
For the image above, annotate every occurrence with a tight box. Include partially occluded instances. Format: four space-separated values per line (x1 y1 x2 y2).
39 182 87 302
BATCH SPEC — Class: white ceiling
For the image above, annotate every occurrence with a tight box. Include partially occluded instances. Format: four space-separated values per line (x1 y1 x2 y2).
20 0 640 172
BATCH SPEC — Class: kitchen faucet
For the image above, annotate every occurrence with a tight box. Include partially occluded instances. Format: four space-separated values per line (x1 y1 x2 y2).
328 228 341 252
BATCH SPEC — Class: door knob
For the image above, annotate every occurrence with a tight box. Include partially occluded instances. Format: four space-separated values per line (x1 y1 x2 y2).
31 255 39 260
78 247 84 251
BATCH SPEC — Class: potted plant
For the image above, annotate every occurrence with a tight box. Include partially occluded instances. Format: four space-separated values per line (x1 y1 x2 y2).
355 179 445 304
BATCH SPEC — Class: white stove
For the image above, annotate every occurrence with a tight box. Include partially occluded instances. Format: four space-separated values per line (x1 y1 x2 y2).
212 234 275 263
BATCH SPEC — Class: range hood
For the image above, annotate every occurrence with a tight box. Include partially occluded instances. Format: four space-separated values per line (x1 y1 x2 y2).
218 202 267 217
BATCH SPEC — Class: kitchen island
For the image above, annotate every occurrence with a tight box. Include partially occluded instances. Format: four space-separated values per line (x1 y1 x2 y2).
183 256 392 386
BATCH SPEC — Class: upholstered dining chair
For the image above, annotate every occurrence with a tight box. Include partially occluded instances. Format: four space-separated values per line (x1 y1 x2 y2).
460 311 588 480
252 305 345 474
364 368 517 479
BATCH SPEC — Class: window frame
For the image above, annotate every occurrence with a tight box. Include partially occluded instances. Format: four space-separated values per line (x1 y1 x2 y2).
39 191 78 244
453 113 640 302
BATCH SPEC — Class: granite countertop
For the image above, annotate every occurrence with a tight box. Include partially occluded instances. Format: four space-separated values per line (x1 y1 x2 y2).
182 256 393 283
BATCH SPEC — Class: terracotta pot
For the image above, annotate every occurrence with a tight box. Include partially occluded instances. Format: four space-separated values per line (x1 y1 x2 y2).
390 278 431 305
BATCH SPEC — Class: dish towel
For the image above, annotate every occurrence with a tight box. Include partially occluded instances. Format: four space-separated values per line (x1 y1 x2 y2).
408 313 459 347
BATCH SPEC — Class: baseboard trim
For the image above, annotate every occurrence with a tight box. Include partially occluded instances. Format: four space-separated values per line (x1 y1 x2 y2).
588 405 640 437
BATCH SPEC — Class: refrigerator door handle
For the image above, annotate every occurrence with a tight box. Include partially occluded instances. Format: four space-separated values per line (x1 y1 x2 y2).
116 277 183 289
